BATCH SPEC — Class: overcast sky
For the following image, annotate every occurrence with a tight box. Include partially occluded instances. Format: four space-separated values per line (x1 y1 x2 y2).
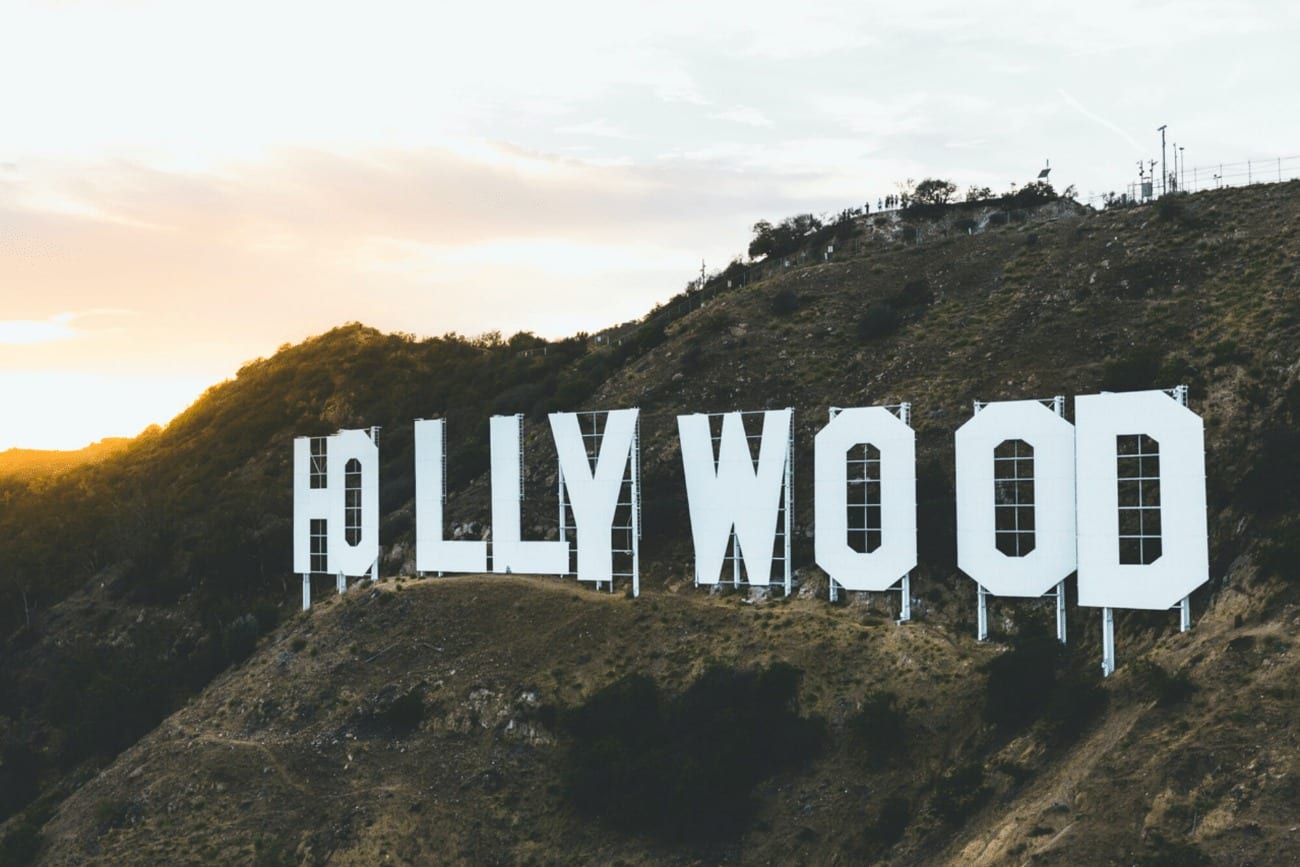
2 0 1298 448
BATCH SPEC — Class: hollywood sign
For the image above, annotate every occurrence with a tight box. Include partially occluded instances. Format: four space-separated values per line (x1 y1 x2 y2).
294 388 1207 674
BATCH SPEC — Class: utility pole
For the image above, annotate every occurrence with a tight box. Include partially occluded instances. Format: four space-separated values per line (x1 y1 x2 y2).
1180 146 1186 191
1158 124 1168 197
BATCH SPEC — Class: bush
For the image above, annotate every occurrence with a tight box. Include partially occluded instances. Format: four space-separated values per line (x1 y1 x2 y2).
562 664 824 841
893 280 933 308
932 762 986 822
858 303 901 340
679 344 705 372
1099 348 1162 392
984 630 1106 741
1259 523 1300 582
222 613 261 663
0 817 42 866
1238 430 1300 515
983 634 1063 730
848 691 906 768
1136 831 1212 866
1127 659 1195 707
379 688 425 735
770 288 800 315
1156 195 1186 222
869 796 911 847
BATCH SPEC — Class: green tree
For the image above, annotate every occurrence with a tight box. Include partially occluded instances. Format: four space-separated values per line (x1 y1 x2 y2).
912 178 957 206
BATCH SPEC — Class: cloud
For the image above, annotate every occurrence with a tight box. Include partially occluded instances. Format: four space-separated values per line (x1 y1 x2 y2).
1057 89 1145 154
713 106 774 128
0 313 78 345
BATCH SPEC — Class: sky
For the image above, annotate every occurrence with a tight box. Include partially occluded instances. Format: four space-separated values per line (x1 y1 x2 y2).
2 0 1298 449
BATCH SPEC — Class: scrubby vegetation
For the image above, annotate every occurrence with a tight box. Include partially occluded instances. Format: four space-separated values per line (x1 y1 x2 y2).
3 180 1300 864
562 664 824 841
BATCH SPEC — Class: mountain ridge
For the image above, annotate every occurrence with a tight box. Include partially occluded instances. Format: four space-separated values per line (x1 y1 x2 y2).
2 182 1298 864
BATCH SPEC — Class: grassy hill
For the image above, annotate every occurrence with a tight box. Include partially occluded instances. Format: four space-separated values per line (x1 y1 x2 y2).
2 182 1299 864
0 438 130 483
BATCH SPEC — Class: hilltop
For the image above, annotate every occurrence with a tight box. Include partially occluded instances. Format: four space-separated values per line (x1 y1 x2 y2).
2 182 1299 864
0 438 130 483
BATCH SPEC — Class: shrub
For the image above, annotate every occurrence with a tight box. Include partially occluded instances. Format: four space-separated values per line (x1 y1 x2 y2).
222 613 261 663
984 629 1106 741
893 280 933 308
848 691 906 768
1136 831 1212 866
932 762 986 822
562 664 824 841
983 634 1063 730
0 817 42 865
1156 195 1186 222
679 344 705 372
379 688 425 735
1258 523 1300 583
1099 348 1162 392
1238 430 1300 515
1126 659 1195 707
858 303 901 340
869 796 911 847
770 288 800 315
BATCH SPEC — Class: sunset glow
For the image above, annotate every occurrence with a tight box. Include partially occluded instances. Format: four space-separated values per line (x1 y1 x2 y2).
3 0 1298 449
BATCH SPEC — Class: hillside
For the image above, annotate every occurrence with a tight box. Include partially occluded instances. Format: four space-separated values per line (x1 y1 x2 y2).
0 438 130 483
2 182 1299 864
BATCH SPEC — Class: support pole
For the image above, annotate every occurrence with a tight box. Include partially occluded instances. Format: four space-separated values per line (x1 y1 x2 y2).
898 574 912 623
1102 607 1116 676
783 410 793 597
1179 595 1191 632
301 575 311 611
1055 580 1067 644
631 414 641 599
732 531 741 586
369 558 378 583
829 577 839 603
336 571 346 595
977 583 989 641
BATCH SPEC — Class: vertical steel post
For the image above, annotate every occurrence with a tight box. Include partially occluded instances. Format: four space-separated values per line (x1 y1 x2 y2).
1158 125 1167 197
828 407 840 604
977 584 989 641
784 408 793 597
1180 596 1191 632
1053 395 1067 644
1102 607 1116 676
631 413 641 598
336 572 346 595
302 575 311 611
899 402 912 622
1056 580 1067 644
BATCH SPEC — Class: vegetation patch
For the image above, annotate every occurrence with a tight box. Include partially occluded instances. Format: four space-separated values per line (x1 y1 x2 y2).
562 663 824 842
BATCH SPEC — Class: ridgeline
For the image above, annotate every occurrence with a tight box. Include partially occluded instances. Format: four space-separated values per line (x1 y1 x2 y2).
2 183 1298 865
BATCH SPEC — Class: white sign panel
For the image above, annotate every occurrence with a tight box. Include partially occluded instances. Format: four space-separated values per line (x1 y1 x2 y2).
549 408 639 583
490 414 568 575
955 400 1077 598
292 428 379 577
678 409 792 585
1076 390 1208 610
414 418 488 574
813 406 916 592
